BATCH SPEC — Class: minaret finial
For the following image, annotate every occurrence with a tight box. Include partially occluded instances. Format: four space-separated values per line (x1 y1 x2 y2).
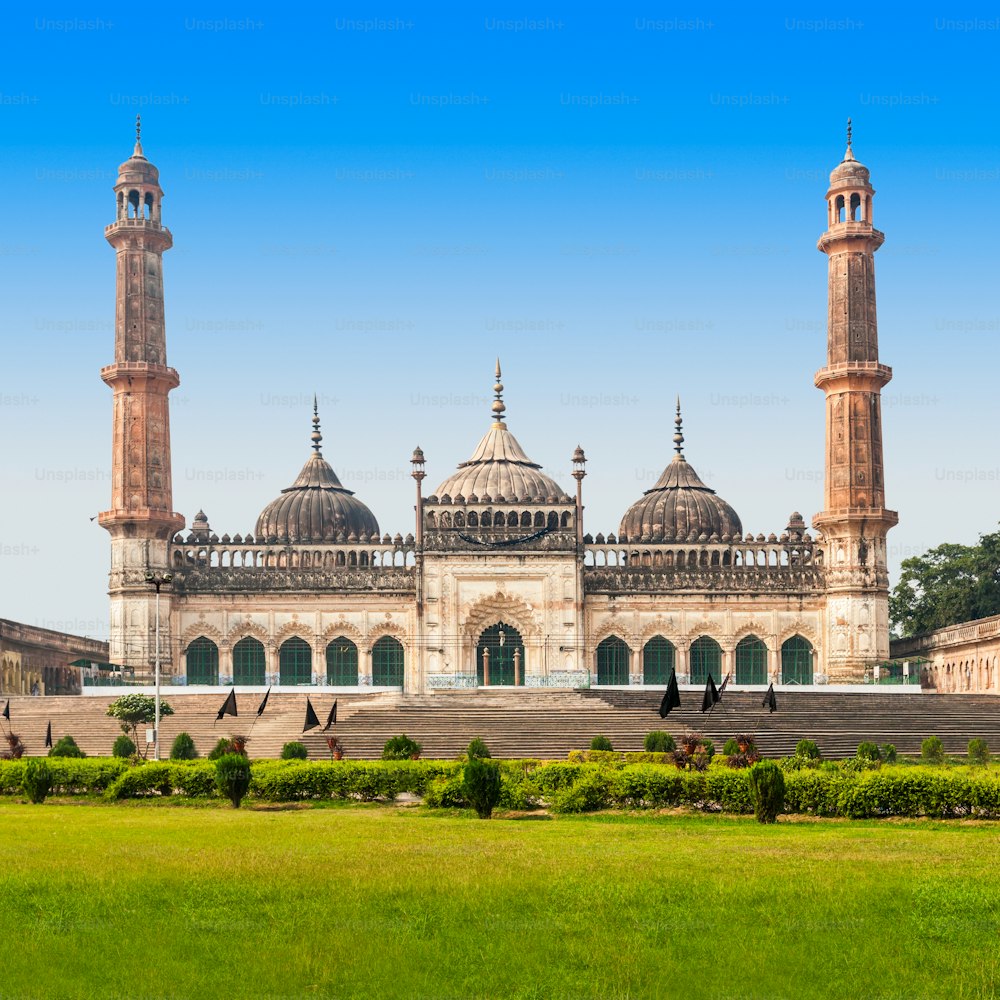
134 114 144 157
844 117 854 160
673 396 685 457
491 358 506 425
311 396 323 454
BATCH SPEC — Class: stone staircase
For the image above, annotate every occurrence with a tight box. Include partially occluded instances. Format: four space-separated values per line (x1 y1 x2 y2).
4 689 1000 761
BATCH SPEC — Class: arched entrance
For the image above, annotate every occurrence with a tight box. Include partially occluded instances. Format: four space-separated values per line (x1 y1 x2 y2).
476 623 524 686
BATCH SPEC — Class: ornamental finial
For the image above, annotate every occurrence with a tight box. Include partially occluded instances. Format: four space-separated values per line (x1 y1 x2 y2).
491 357 506 425
311 395 323 454
673 396 685 457
844 117 854 160
134 114 143 157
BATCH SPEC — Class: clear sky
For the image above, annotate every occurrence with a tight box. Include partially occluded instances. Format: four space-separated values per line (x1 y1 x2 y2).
1 4 998 641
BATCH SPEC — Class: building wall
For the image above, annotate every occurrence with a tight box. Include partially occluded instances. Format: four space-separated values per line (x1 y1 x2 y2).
891 616 1000 694
0 619 109 695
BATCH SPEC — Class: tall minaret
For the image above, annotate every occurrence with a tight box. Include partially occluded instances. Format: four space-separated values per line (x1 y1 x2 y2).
813 120 898 680
98 118 184 670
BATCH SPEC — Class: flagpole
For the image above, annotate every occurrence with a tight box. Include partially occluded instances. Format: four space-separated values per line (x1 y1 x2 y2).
144 572 172 762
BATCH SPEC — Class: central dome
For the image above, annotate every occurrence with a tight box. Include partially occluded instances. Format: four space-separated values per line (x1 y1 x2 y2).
619 402 742 543
255 405 379 543
431 362 570 503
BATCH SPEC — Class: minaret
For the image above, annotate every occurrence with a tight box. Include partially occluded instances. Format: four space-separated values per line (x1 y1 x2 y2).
98 117 184 670
813 121 898 680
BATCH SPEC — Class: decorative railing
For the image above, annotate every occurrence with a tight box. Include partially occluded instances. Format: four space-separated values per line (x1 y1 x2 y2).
891 614 1000 658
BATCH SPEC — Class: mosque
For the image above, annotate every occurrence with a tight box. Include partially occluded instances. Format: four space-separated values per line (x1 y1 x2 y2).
99 120 897 694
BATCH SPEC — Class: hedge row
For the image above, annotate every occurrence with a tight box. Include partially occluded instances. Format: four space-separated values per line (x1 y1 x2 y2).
2 758 999 818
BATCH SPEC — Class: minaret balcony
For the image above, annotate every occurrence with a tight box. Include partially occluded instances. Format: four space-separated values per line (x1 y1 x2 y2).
814 361 892 391
817 223 884 253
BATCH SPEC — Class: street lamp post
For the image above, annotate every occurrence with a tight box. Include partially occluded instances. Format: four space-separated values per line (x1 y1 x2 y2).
145 571 173 760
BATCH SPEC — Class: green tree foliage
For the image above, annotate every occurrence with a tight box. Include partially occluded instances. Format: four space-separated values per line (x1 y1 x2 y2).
857 742 882 762
968 739 991 765
890 529 1000 636
169 732 198 760
643 731 676 753
49 735 85 759
747 760 785 824
465 738 492 760
795 739 821 760
105 694 174 759
462 757 502 819
590 735 613 751
22 760 53 804
215 754 251 808
280 742 308 760
921 736 946 765
382 734 422 760
112 734 136 758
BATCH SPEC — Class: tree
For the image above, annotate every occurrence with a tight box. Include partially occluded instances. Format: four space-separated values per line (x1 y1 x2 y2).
106 694 174 759
890 528 1000 637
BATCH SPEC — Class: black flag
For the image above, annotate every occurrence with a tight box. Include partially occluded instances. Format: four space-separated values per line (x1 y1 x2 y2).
700 673 720 713
45 721 52 748
659 670 681 718
763 683 777 714
216 688 238 721
256 687 271 717
323 699 338 731
303 697 320 733
1 700 8 721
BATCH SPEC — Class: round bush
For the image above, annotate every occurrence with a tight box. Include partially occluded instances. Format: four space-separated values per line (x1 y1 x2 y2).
112 734 136 759
382 734 422 760
49 735 85 759
644 731 676 753
208 737 235 761
215 754 252 808
921 736 945 765
881 743 897 764
747 760 785 824
466 738 492 760
968 738 991 765
281 741 309 761
22 760 53 804
856 741 881 762
723 738 740 756
169 732 198 761
795 739 821 760
462 758 501 819
590 735 613 752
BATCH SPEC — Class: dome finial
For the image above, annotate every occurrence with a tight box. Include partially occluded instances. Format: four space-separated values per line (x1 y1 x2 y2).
134 114 143 157
844 117 854 161
491 357 506 425
673 396 685 458
311 395 323 454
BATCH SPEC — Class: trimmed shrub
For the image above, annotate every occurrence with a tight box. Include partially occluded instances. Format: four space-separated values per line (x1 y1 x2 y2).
857 741 882 762
968 739 991 766
280 742 309 761
22 760 53 804
881 743 897 764
208 737 234 761
215 754 252 808
112 734 136 759
795 739 821 760
590 735 613 752
49 735 85 759
549 768 613 814
169 732 198 761
462 758 502 819
382 734 422 760
643 731 676 753
723 738 740 756
105 763 174 801
921 736 946 765
747 760 785 824
424 773 468 808
466 738 492 760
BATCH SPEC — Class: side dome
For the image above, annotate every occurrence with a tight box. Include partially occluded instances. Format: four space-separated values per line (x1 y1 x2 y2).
254 404 379 544
619 402 742 543
431 361 570 503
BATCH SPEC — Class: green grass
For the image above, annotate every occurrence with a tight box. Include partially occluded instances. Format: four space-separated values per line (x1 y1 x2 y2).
0 803 998 999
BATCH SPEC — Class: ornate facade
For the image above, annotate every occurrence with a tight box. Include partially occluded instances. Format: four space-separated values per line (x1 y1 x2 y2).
100 122 897 692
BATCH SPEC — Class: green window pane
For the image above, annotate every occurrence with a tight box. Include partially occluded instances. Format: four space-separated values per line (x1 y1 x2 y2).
735 636 768 685
476 624 524 686
372 636 404 687
596 636 630 685
326 637 359 686
186 637 219 686
689 636 722 685
642 636 675 685
232 637 266 685
781 636 813 685
279 637 313 686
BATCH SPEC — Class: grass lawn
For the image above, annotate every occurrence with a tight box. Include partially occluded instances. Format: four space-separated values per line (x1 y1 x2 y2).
0 802 997 999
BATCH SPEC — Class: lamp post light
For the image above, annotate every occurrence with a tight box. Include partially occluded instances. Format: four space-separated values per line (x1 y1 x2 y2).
144 571 172 760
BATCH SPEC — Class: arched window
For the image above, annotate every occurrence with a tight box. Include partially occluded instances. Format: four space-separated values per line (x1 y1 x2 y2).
279 637 313 686
735 635 767 685
326 637 359 686
186 636 219 685
232 636 266 685
596 636 630 685
781 635 813 685
689 636 722 684
642 635 675 685
476 623 524 686
372 636 404 687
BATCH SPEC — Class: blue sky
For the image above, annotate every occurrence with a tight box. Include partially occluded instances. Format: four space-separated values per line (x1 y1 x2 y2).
2 4 999 640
